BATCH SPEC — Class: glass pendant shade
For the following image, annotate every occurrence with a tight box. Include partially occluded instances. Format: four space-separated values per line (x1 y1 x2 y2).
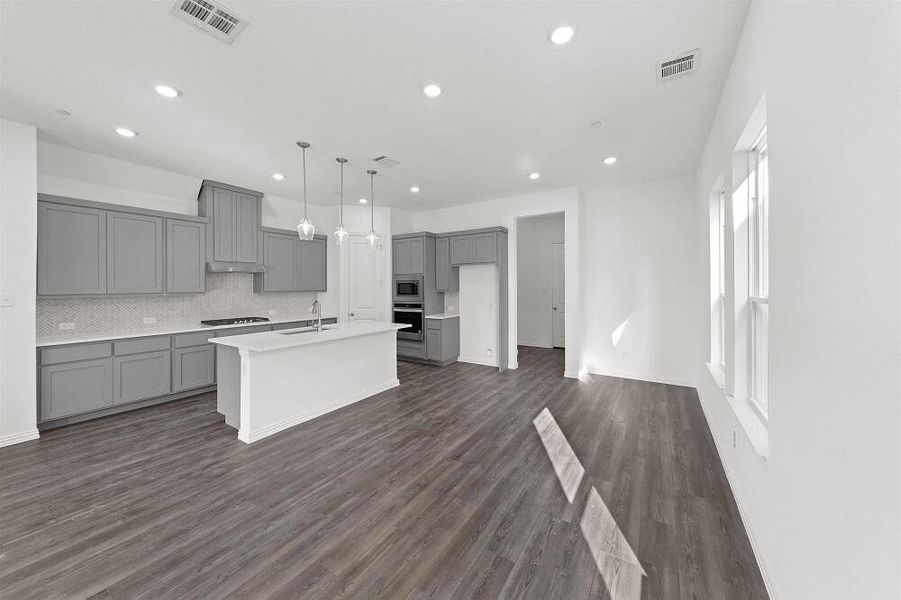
335 224 349 245
367 230 378 247
296 141 315 241
366 169 378 249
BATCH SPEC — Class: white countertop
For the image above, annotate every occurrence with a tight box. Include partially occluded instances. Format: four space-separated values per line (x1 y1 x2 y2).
210 321 409 353
425 313 460 320
36 316 337 347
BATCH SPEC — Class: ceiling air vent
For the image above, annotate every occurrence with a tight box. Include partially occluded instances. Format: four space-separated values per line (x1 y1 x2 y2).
372 155 401 167
658 49 699 80
170 0 248 44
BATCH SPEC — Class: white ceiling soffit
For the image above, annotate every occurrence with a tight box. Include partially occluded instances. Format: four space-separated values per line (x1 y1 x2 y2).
0 1 749 212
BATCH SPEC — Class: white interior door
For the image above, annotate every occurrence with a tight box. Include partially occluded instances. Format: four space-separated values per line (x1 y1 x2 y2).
552 241 565 348
347 235 382 321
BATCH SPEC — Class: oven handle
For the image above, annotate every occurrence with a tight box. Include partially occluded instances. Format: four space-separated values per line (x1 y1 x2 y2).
393 308 424 313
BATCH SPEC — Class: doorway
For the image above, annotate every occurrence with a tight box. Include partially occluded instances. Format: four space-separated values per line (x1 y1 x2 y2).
341 234 383 321
515 212 566 352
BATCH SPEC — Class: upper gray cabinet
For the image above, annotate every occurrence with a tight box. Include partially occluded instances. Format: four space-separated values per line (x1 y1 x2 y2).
38 202 107 295
166 219 206 293
198 180 262 267
393 236 426 275
254 229 327 293
107 211 164 294
435 236 458 292
449 232 497 265
298 237 327 291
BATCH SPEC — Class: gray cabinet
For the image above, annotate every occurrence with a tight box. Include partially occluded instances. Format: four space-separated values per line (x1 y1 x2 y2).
166 219 206 293
40 358 113 419
435 237 458 292
199 180 262 266
449 232 497 265
172 345 215 392
38 203 107 295
298 238 327 291
393 237 426 275
425 318 460 364
107 212 164 294
113 350 171 404
254 230 327 293
257 231 299 292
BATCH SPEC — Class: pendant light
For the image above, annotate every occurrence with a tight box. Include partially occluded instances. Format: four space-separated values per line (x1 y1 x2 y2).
366 169 379 247
295 141 315 240
334 157 349 246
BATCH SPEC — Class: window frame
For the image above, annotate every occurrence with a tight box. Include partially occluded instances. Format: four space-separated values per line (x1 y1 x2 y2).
748 127 769 420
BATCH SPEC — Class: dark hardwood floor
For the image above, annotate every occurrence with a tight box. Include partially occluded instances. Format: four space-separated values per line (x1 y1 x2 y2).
0 346 767 599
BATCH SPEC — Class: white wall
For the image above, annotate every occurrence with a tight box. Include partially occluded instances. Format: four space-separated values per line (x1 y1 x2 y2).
694 2 901 598
0 119 39 447
458 264 499 366
581 176 702 386
408 187 581 376
516 213 565 348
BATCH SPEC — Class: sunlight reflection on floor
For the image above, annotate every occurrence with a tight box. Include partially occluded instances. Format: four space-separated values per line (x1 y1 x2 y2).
533 407 645 600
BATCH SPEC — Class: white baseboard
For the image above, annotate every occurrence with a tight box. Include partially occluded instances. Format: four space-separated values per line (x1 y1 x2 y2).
697 387 778 600
585 366 694 388
238 379 399 444
518 340 553 349
0 429 40 448
458 356 498 368
563 370 579 379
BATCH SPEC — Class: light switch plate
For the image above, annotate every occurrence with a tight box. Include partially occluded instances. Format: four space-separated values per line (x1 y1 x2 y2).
59 322 76 331
268 309 278 316
0 293 13 307
143 317 156 325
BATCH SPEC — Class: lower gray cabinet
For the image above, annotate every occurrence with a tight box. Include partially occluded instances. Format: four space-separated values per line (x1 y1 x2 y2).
172 345 215 392
425 318 460 364
40 358 114 419
113 350 171 404
426 329 442 361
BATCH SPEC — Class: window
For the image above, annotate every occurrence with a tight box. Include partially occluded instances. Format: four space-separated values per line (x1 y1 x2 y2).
711 188 726 370
718 189 726 368
748 128 769 418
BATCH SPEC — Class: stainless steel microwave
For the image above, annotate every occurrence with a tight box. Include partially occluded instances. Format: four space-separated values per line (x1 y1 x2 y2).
393 275 424 302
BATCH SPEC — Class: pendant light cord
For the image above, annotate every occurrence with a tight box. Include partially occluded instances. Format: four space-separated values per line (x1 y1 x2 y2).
302 146 308 219
339 160 344 225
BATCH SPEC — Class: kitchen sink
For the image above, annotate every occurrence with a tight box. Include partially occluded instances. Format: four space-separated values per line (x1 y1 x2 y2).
277 325 338 335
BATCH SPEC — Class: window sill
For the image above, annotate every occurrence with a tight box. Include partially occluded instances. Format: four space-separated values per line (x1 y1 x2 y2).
705 363 769 460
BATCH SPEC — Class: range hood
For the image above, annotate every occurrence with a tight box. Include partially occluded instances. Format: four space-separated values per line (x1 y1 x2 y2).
207 261 266 273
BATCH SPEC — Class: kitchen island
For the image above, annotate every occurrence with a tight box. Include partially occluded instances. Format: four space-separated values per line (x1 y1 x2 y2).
210 321 408 444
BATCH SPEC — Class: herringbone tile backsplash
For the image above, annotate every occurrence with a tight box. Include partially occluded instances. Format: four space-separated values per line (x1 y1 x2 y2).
37 273 316 340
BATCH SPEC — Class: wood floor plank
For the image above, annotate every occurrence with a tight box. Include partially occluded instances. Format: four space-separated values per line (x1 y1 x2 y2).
0 347 767 599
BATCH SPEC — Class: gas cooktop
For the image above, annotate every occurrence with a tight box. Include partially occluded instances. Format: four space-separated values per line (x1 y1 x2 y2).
200 317 270 327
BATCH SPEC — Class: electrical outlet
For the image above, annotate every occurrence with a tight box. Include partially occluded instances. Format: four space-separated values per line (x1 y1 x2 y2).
142 317 156 325
447 305 456 312
485 348 493 356
59 322 76 331
732 429 737 449
268 309 278 316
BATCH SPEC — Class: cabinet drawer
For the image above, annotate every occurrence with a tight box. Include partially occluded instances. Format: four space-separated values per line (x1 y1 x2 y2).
40 358 113 420
174 331 214 348
426 319 443 330
114 336 171 356
113 351 171 404
41 342 112 366
216 324 271 337
271 321 312 331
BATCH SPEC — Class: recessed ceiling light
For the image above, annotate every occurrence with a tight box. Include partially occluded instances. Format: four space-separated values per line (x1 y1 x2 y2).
359 198 368 204
548 25 575 45
423 84 442 98
154 84 181 98
115 127 138 138
55 108 71 116
410 186 420 193
529 172 541 180
603 156 617 165
272 173 285 181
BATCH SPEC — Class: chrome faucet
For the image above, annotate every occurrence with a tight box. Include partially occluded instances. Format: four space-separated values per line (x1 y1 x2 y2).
311 298 322 332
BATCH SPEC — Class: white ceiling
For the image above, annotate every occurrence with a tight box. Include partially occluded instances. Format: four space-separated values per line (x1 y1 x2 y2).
0 0 749 211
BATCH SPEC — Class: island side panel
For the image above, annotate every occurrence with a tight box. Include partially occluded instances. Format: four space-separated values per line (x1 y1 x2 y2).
215 345 241 429
239 330 399 444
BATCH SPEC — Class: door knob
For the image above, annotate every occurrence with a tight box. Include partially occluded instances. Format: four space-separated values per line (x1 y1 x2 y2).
553 307 557 311
349 312 355 317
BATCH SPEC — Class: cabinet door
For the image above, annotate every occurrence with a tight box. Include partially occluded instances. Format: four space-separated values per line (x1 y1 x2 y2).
235 193 259 263
261 232 298 291
113 350 171 404
40 358 113 420
172 345 215 392
408 237 424 274
298 238 327 291
107 212 164 294
426 329 442 360
435 237 456 292
393 239 410 274
166 219 206 293
212 188 237 261
449 235 473 265
38 203 107 295
472 233 498 263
